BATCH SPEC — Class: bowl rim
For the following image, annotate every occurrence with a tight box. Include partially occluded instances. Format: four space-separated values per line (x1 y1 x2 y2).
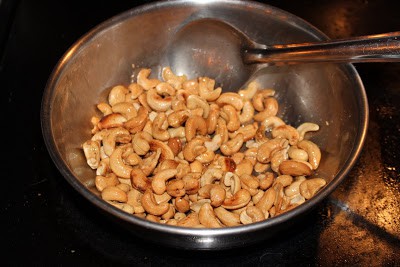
40 0 369 247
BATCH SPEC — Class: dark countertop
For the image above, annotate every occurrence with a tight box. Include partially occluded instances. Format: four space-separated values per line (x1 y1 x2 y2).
2 0 399 265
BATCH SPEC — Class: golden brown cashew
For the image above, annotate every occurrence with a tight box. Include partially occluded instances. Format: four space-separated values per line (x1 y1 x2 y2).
130 168 151 192
152 112 170 141
200 167 224 187
109 145 133 179
140 148 161 176
257 137 289 164
279 160 313 176
299 178 326 199
151 169 178 195
166 179 186 197
161 204 176 220
253 97 279 122
198 76 222 101
288 146 309 162
198 184 226 207
229 122 258 142
199 202 223 228
270 147 289 173
127 188 145 214
195 149 215 164
183 137 207 162
258 172 274 190
141 189 170 216
127 83 144 100
284 176 306 197
156 82 176 96
187 95 210 118
97 102 113 116
216 92 244 111
206 104 220 134
215 117 229 144
149 139 175 162
146 88 172 112
252 89 276 111
214 207 241 227
111 102 137 120
255 187 276 214
240 206 265 224
102 127 131 156
101 186 128 202
238 81 258 100
124 106 148 133
137 68 160 90
224 172 241 195
297 140 321 170
239 174 260 196
185 115 207 141
222 189 251 210
132 131 153 155
97 113 127 130
261 116 285 131
234 158 254 177
220 133 244 156
220 104 240 132
174 197 190 213
204 134 222 152
239 100 255 124
297 122 320 141
271 125 300 146
82 140 101 169
177 212 201 227
95 173 119 192
162 66 187 89
167 110 190 128
108 85 129 106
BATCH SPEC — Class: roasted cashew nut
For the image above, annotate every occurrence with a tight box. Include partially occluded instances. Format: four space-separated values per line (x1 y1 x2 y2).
297 122 320 141
222 189 251 210
108 85 129 106
216 92 244 111
185 115 207 141
97 113 127 130
198 202 223 228
130 168 151 192
146 88 172 112
82 140 101 169
297 139 321 170
151 169 178 195
198 184 226 207
109 145 133 179
137 68 160 90
141 189 170 216
124 106 148 133
214 206 241 227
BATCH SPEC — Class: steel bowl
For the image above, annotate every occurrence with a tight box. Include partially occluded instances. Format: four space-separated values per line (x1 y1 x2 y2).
41 0 368 250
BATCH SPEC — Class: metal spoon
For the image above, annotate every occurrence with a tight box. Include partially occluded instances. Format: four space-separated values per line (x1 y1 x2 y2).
167 18 400 91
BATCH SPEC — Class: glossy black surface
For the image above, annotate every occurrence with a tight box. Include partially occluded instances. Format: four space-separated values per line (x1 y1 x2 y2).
2 0 399 265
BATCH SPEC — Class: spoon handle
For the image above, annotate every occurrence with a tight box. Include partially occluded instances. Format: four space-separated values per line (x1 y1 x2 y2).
245 32 400 64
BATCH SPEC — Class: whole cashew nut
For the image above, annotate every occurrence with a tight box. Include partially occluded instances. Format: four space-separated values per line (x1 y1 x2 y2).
297 122 320 141
109 145 133 179
297 140 321 170
222 189 251 210
141 189 170 216
198 184 226 207
198 202 222 228
185 115 207 141
137 68 160 90
151 169 178 195
216 92 244 111
214 206 241 227
146 88 172 112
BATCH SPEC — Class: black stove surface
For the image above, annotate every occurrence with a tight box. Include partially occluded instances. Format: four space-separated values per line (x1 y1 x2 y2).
2 0 399 265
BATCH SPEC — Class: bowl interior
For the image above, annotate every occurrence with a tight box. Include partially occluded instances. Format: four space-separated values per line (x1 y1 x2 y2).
41 0 368 250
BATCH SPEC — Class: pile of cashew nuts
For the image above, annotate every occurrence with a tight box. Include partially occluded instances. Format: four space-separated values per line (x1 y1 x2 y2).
82 66 327 228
